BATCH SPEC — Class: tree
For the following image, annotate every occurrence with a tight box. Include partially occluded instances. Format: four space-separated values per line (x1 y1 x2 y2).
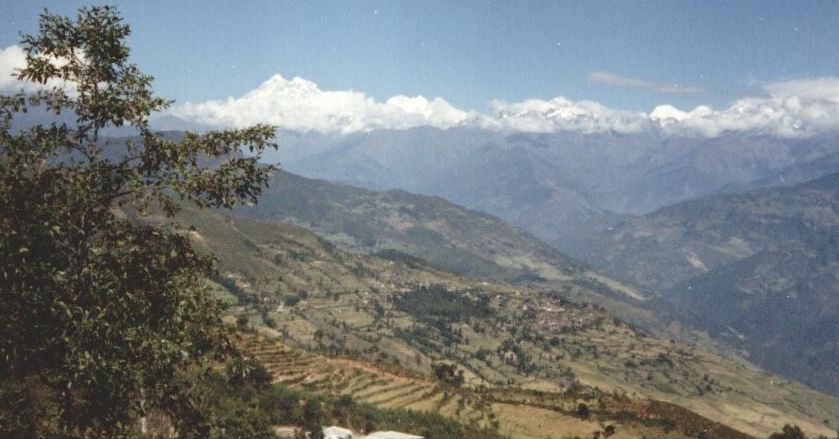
769 425 807 439
364 418 376 434
313 328 325 344
226 356 273 389
432 363 465 388
303 398 325 439
576 402 590 419
0 6 276 437
237 313 251 330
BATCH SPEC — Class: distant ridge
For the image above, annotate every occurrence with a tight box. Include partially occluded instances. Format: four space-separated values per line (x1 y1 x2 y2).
585 172 839 395
233 168 583 284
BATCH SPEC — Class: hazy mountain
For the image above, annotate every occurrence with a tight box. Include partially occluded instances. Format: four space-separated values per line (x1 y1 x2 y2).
146 127 839 397
265 127 839 259
584 172 839 291
281 126 504 190
583 172 839 394
669 230 839 395
719 150 839 194
419 144 623 255
231 169 583 284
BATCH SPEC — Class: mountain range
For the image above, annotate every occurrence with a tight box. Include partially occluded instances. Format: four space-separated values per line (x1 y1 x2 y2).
266 128 839 260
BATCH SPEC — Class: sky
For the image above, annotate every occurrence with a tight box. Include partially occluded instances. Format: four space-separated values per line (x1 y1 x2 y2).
2 1 839 137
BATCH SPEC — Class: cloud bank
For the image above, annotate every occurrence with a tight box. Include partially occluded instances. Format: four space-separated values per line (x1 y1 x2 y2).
587 71 705 95
483 97 650 134
4 43 839 139
170 74 475 135
649 77 839 137
169 72 839 138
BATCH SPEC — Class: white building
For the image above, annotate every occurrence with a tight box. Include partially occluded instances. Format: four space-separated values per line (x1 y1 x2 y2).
363 432 424 439
324 426 353 439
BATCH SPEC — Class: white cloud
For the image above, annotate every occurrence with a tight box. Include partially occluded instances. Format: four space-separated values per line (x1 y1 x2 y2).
170 74 475 135
483 97 650 134
764 77 839 101
484 77 839 138
588 71 705 95
652 77 839 137
0 44 77 94
167 75 656 136
6 40 839 139
168 74 839 138
2 38 828 140
0 45 26 91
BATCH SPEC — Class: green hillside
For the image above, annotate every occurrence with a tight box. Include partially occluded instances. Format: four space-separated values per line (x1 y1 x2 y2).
232 169 583 284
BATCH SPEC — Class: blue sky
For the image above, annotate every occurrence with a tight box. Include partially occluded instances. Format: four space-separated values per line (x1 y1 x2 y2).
2 0 837 112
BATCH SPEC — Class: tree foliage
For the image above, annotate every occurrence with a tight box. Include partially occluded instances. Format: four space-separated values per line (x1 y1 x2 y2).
0 6 276 437
431 362 465 388
768 425 807 439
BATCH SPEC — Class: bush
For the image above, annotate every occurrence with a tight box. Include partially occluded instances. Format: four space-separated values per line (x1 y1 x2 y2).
576 402 590 419
432 363 465 388
284 295 301 307
768 425 807 439
226 356 273 388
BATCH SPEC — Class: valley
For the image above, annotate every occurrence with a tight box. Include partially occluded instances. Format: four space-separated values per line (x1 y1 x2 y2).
254 126 839 402
161 202 839 438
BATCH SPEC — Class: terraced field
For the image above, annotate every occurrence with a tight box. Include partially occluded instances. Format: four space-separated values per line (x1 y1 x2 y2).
237 285 839 439
238 333 493 424
237 333 756 439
